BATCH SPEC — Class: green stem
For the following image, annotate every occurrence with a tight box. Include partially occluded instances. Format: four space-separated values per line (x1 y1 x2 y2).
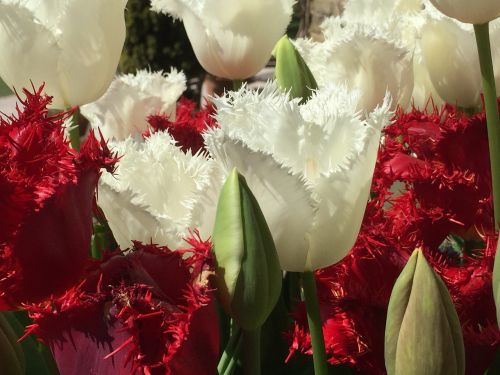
302 271 328 375
474 23 500 229
242 328 261 375
69 107 81 151
233 80 244 91
217 325 242 374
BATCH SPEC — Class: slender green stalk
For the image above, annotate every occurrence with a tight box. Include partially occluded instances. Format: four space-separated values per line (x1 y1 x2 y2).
474 23 500 229
223 337 243 375
242 328 261 375
302 271 328 375
233 80 244 91
69 107 81 151
217 325 242 374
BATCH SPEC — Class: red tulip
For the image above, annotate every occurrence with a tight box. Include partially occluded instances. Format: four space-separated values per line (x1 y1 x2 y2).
25 236 219 375
0 85 115 309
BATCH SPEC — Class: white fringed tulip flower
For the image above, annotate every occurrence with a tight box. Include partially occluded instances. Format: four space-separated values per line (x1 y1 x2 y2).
81 69 186 141
294 19 413 112
203 83 392 271
429 0 500 24
98 131 221 250
0 0 127 109
151 0 294 79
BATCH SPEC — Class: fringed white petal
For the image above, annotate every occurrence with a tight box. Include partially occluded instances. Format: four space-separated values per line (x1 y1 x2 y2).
295 22 413 111
81 69 186 141
99 131 217 249
305 95 392 270
204 128 316 272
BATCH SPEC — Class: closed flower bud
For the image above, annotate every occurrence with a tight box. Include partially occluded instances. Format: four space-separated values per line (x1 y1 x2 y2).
212 169 282 330
151 0 294 80
385 249 465 375
0 0 127 109
430 0 500 24
274 36 318 102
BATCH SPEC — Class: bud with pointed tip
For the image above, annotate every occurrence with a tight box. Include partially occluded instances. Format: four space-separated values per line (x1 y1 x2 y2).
385 249 465 375
274 36 318 102
212 168 282 330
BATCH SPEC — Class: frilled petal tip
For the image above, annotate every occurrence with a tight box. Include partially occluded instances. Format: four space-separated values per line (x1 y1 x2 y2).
24 237 219 375
0 85 115 309
294 20 413 111
98 130 220 251
81 69 186 141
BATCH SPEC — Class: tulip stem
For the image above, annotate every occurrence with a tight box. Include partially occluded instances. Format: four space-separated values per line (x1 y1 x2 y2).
69 107 81 151
301 271 329 375
233 80 244 91
217 325 242 375
242 328 261 375
474 22 500 229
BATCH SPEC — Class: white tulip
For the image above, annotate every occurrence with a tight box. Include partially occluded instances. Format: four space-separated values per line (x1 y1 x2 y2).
0 0 127 109
203 83 392 271
294 19 414 112
420 16 482 108
429 0 500 24
98 131 221 250
81 69 186 141
151 0 294 79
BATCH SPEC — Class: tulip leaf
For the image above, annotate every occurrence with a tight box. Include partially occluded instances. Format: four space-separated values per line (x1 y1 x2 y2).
274 35 318 102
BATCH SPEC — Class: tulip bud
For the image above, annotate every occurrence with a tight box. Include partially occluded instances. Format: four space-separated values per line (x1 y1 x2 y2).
429 0 500 24
212 168 282 330
493 241 500 329
385 249 465 375
0 313 24 375
274 36 318 101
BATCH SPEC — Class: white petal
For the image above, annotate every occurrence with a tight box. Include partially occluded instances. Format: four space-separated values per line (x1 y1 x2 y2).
295 23 413 111
306 97 391 270
99 131 217 249
430 0 500 24
0 2 62 105
152 0 294 79
204 128 316 272
81 69 186 141
420 17 481 108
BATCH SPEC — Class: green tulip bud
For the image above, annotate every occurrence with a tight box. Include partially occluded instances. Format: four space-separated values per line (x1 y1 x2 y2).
0 313 25 375
385 249 465 375
212 168 282 330
273 35 318 102
493 241 500 329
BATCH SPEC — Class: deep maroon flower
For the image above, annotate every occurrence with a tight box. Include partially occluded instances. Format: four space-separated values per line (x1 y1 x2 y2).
24 235 219 375
0 86 115 309
289 102 500 374
145 97 217 154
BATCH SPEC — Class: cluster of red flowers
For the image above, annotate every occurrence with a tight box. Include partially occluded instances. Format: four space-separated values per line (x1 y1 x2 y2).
0 87 220 375
289 103 500 374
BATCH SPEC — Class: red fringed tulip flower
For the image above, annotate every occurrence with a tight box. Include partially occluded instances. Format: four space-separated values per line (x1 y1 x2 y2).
25 236 219 375
0 86 115 309
289 102 500 375
146 97 217 154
